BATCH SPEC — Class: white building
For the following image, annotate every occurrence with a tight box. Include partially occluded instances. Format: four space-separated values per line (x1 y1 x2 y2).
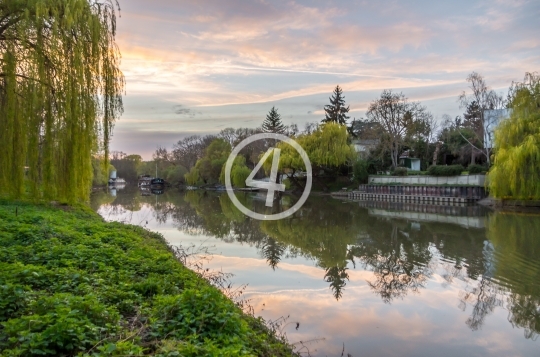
484 109 512 148
352 139 379 158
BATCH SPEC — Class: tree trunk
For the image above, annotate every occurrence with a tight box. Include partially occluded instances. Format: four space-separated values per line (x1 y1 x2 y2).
433 142 442 166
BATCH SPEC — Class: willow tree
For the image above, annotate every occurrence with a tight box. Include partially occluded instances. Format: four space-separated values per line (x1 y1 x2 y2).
488 72 540 199
0 0 124 202
264 122 355 189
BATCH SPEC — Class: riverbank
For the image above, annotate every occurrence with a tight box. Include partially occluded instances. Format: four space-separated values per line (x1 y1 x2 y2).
0 201 297 356
478 197 540 213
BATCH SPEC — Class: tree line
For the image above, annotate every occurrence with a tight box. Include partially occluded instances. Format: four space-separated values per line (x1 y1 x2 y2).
102 70 538 198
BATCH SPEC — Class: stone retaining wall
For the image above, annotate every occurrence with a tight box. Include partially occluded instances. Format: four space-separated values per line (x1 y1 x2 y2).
368 174 486 186
358 185 487 199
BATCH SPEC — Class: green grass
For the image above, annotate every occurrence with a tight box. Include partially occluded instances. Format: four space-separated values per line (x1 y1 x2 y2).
0 201 297 356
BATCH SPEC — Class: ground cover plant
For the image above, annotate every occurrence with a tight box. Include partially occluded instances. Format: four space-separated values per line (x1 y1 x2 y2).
0 201 297 356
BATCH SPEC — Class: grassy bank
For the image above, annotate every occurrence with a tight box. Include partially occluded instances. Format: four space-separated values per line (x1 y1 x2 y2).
0 201 296 356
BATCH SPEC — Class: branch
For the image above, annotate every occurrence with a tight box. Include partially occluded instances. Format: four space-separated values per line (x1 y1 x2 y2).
457 129 487 159
0 72 52 88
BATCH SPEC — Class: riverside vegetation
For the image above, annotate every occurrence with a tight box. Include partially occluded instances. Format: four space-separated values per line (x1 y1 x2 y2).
0 201 298 356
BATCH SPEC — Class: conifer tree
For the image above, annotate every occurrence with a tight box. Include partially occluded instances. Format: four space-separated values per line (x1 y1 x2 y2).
262 106 286 134
322 85 350 125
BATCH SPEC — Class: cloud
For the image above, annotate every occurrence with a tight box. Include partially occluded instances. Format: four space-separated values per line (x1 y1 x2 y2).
173 105 202 117
108 0 538 155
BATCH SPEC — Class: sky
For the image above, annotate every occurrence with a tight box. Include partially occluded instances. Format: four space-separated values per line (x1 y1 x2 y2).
109 0 540 159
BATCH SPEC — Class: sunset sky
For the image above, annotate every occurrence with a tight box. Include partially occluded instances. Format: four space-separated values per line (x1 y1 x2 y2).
110 0 540 158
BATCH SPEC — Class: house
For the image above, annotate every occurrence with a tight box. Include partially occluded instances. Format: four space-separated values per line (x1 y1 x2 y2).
352 139 379 158
399 150 421 171
484 108 512 148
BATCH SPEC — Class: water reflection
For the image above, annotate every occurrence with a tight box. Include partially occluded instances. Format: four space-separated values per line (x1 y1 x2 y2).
92 187 540 353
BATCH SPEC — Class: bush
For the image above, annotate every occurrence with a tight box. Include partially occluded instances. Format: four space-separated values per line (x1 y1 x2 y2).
468 164 487 175
353 159 369 184
164 165 188 184
391 167 408 176
407 170 427 176
427 165 464 176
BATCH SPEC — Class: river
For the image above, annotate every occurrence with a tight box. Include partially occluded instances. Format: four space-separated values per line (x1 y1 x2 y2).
91 187 540 357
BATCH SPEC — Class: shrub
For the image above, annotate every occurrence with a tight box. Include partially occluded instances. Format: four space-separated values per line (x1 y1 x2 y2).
353 159 369 184
407 170 427 176
468 164 487 175
391 167 408 176
427 165 464 176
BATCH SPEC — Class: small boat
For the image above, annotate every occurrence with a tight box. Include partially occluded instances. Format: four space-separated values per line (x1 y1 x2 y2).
150 178 165 187
236 187 260 192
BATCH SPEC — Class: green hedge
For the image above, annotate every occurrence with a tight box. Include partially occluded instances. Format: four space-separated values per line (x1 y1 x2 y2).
427 165 465 176
0 202 297 356
407 170 428 176
391 167 408 176
468 164 487 175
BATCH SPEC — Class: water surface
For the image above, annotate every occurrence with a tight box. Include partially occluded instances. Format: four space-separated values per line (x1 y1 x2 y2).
92 187 540 357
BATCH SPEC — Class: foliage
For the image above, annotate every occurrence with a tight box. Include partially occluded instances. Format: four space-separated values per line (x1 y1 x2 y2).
489 72 540 199
269 122 355 174
391 167 408 176
427 165 464 176
467 164 487 175
438 116 482 166
185 139 231 185
0 202 298 356
366 90 434 168
322 85 350 126
220 156 251 188
407 170 427 176
163 165 188 185
184 167 201 186
458 72 506 165
91 157 115 186
0 0 124 203
352 159 369 184
168 135 217 170
262 107 286 134
110 152 143 182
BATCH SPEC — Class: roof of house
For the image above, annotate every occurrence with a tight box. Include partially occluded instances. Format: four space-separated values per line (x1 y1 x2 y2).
399 150 420 160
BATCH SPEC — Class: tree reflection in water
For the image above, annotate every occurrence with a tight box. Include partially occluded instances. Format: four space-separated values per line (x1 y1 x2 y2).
262 238 287 270
92 188 540 340
323 265 349 300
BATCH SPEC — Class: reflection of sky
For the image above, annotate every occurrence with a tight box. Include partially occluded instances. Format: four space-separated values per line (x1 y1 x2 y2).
111 0 540 158
96 202 539 356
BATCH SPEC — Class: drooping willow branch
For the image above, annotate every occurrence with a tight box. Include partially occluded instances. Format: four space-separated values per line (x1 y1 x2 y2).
0 0 124 203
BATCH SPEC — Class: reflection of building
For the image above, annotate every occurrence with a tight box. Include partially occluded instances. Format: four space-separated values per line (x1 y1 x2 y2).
399 150 421 171
484 109 512 148
138 175 152 187
108 170 126 186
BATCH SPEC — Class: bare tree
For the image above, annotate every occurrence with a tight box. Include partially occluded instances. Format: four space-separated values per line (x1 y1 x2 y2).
216 128 237 146
303 122 319 135
153 146 172 164
458 72 505 166
169 135 216 169
366 90 432 168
